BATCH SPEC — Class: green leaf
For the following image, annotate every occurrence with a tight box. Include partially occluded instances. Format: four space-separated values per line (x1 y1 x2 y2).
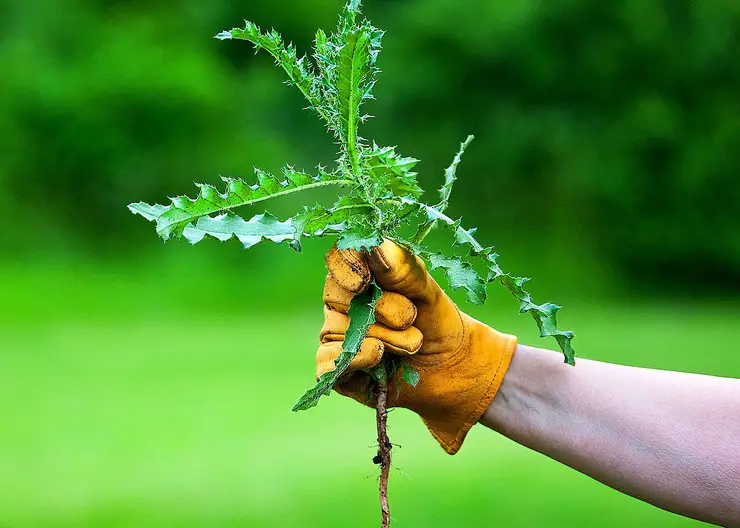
365 143 422 199
408 136 473 243
499 276 577 366
437 135 474 212
128 167 351 241
422 250 487 305
336 29 371 174
181 212 296 250
127 203 167 223
331 3 383 172
408 199 484 252
292 203 352 238
138 1 579 375
311 1 383 173
405 198 576 364
371 362 388 384
293 281 382 411
401 363 420 388
217 22 331 126
337 222 383 251
289 203 361 251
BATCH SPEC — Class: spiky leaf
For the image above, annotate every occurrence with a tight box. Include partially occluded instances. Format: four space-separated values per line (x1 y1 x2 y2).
499 276 576 365
336 30 371 172
408 199 484 252
321 1 383 174
422 250 487 305
128 167 351 241
338 223 383 251
365 144 422 198
293 281 382 411
134 1 579 418
437 135 474 212
405 198 576 364
182 212 297 249
217 22 330 125
409 135 473 243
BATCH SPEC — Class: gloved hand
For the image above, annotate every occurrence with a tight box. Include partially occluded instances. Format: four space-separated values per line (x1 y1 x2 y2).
317 240 518 454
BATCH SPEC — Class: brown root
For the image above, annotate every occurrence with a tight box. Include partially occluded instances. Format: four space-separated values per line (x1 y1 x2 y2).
375 375 391 528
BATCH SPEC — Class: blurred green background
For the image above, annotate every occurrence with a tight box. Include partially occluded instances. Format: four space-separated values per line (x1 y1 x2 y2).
1 0 738 526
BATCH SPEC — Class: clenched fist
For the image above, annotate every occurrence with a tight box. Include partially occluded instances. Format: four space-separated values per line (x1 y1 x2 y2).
316 240 517 454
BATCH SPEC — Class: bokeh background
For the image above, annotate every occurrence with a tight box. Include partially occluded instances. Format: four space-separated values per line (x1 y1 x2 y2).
1 0 739 526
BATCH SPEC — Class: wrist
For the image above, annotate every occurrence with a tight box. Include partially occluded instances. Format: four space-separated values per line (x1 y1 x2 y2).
480 344 569 434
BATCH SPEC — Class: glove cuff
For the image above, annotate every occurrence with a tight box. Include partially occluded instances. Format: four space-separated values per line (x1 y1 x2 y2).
416 320 517 454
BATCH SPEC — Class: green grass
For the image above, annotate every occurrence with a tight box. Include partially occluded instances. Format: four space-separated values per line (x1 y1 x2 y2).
1 263 738 527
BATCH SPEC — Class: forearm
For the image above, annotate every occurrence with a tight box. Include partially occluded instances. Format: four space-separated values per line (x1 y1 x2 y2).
480 344 740 527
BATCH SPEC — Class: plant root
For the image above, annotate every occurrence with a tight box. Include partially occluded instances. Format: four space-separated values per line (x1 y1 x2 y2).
375 375 391 528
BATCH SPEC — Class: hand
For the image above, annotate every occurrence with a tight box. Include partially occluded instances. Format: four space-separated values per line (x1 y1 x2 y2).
317 240 518 454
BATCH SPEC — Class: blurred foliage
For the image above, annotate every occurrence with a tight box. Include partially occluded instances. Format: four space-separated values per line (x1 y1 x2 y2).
1 0 738 290
1 263 736 526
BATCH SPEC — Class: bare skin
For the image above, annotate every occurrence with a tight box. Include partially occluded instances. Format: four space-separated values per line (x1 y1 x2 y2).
480 344 740 527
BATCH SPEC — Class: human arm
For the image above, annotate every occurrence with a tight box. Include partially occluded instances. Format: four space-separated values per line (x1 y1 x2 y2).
481 344 740 527
317 240 740 525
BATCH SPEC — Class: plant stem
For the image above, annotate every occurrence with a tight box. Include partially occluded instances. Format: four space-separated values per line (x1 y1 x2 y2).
375 370 391 528
409 219 436 246
409 203 485 251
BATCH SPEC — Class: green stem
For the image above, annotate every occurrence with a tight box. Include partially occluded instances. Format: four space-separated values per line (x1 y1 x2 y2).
373 204 384 230
410 203 484 251
333 203 374 214
409 220 436 246
348 134 361 181
314 204 374 224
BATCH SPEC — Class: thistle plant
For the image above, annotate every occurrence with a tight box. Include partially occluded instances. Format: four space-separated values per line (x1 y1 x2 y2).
129 1 575 525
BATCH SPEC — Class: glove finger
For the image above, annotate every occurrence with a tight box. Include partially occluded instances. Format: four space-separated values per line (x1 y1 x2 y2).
367 239 438 304
324 276 417 330
376 291 417 330
315 338 384 378
368 239 464 350
368 323 423 355
321 307 423 355
325 246 371 294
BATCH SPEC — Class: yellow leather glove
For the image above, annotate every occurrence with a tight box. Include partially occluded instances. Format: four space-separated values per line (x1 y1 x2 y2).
317 240 518 455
